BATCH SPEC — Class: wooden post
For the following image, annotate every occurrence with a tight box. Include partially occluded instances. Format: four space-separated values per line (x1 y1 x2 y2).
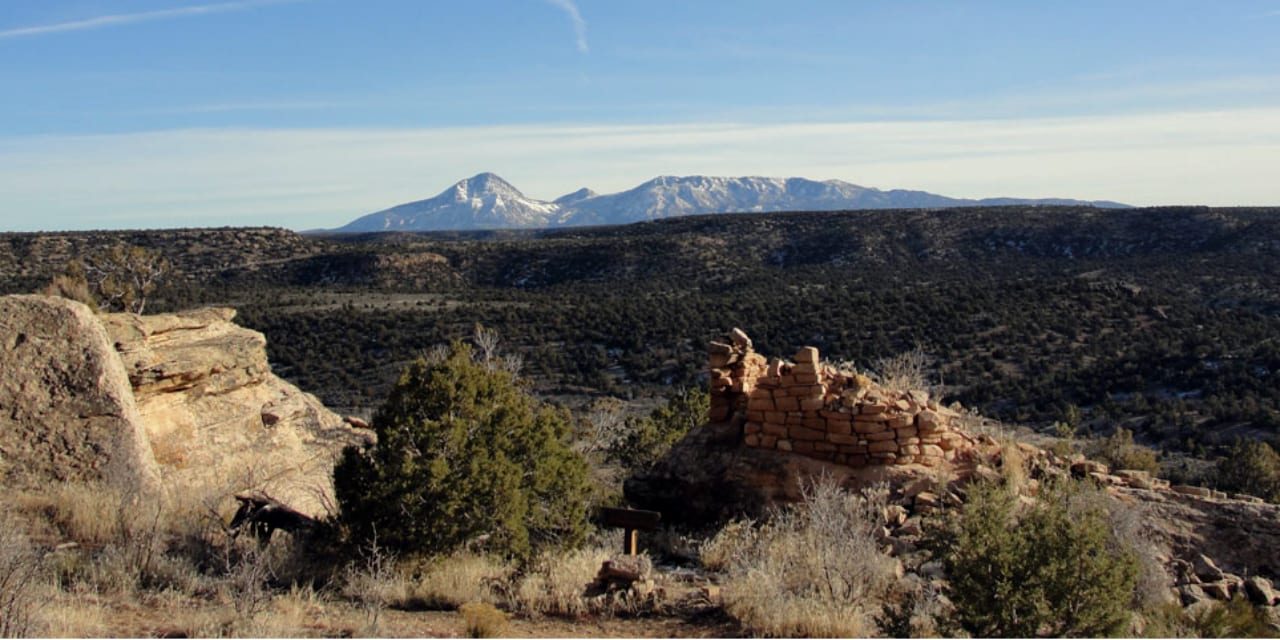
600 507 661 556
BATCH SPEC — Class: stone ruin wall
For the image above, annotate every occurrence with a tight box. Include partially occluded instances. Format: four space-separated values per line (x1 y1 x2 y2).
708 328 976 468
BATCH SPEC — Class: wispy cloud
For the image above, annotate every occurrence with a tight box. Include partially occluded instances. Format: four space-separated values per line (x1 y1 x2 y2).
0 0 294 39
545 0 588 53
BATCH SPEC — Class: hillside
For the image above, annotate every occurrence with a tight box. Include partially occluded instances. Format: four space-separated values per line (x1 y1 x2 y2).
3 205 1278 460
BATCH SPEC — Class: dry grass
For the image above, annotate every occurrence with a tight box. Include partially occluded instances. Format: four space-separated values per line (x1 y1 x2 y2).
0 511 45 637
396 552 511 610
460 601 509 638
702 476 900 638
13 482 125 547
511 545 613 617
873 347 934 394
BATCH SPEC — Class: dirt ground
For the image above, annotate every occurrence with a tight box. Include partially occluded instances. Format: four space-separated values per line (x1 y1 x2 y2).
66 597 741 638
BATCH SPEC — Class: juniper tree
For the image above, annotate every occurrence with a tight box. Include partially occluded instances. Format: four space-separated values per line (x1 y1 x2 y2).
334 341 590 559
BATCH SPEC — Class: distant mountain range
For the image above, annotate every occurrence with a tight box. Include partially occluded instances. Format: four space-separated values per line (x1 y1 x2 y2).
332 173 1129 232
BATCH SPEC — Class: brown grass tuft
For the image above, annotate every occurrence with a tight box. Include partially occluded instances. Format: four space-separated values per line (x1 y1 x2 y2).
702 476 900 637
460 601 509 638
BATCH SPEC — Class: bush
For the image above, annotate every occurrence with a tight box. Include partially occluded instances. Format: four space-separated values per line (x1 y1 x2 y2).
701 477 899 637
607 387 707 471
1216 439 1280 502
0 512 44 638
1088 427 1160 475
928 477 1140 637
459 601 508 638
334 341 591 560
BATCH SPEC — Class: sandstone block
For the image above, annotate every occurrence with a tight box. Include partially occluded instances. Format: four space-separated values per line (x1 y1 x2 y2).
888 415 914 429
895 426 919 439
746 410 765 422
1172 483 1208 499
744 422 762 435
828 421 852 436
861 403 890 415
900 437 920 446
795 373 818 384
828 433 859 445
869 440 899 454
763 423 788 437
789 425 826 441
799 396 825 411
709 405 730 422
793 441 815 454
761 435 778 449
765 411 787 424
729 327 752 350
774 396 800 411
744 434 760 447
854 420 888 434
867 430 897 442
795 346 820 364
1245 577 1279 606
839 444 868 455
792 362 816 375
1202 581 1231 601
814 442 837 452
895 455 916 465
1194 553 1225 583
900 444 921 456
802 416 826 429
919 455 943 467
786 413 803 425
747 396 774 412
921 444 945 458
917 410 941 432
777 439 793 452
847 455 869 466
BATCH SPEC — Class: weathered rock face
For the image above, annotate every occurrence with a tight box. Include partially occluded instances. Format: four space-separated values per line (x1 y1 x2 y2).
0 294 372 518
101 307 373 517
0 295 161 498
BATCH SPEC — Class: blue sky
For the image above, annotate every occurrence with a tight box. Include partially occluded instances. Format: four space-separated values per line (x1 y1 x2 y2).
2 0 1279 231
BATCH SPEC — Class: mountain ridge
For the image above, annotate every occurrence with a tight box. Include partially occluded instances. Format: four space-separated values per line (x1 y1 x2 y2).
333 173 1129 232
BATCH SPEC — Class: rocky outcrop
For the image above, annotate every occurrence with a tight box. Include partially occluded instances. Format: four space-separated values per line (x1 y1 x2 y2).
101 306 373 516
0 294 371 518
0 295 161 498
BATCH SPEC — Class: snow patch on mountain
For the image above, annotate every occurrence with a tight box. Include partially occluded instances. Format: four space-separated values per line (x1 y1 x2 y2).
334 173 1127 232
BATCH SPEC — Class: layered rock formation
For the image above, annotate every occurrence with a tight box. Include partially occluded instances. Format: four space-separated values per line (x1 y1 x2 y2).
0 294 372 517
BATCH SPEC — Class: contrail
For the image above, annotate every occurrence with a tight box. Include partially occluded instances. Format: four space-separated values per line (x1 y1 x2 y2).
545 0 588 53
0 0 297 39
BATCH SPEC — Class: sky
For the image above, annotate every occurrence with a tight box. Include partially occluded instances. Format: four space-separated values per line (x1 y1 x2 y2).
1 1 1279 231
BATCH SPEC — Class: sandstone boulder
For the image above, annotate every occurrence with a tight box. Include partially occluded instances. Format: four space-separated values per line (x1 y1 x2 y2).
1247 576 1280 606
101 307 374 517
0 295 160 498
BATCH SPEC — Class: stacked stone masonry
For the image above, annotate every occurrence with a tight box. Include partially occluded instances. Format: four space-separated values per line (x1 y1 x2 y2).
709 328 975 468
